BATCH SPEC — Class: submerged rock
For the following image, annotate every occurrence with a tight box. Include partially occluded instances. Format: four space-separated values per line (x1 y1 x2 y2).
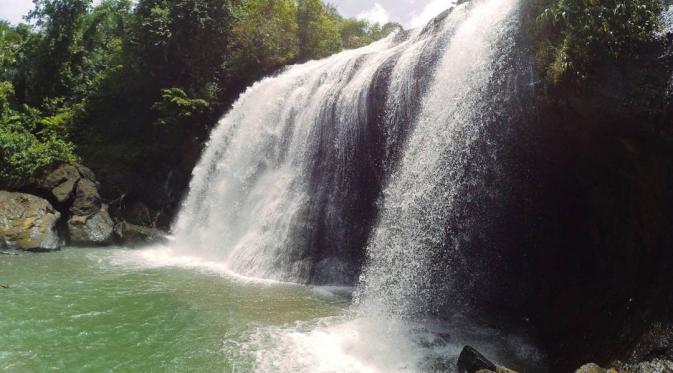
67 209 114 245
0 191 61 251
113 221 166 246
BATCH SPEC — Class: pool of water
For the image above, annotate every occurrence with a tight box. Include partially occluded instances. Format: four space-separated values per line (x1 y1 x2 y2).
0 248 349 372
0 247 545 373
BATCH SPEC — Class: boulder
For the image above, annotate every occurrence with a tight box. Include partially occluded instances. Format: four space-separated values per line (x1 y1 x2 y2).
74 164 96 183
0 191 61 251
575 363 604 373
123 201 154 227
39 163 81 204
70 179 102 216
67 209 114 245
618 359 673 373
628 323 673 363
113 221 166 246
457 346 498 373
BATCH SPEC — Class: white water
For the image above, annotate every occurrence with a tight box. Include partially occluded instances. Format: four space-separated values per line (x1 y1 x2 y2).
153 0 541 372
170 2 463 283
356 0 519 318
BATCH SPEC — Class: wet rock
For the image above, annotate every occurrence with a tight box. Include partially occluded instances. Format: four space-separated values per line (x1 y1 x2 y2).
0 191 61 251
74 164 96 183
575 363 604 373
70 179 102 216
495 367 518 373
457 346 498 373
39 163 81 204
67 209 114 245
628 323 673 362
613 359 673 373
123 201 154 227
113 221 166 246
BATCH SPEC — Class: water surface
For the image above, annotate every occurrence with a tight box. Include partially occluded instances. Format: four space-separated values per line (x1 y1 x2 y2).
0 248 543 372
0 248 349 372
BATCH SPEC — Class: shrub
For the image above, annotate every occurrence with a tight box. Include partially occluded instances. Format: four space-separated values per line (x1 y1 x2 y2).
534 0 662 83
0 81 78 186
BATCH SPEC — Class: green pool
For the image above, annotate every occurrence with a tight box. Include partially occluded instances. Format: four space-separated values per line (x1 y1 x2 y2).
0 248 350 372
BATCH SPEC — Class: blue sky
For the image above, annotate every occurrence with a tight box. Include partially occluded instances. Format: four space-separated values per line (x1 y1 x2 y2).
0 0 454 29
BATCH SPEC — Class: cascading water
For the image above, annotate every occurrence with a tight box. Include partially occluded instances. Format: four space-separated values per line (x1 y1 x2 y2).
355 0 519 318
162 0 545 371
170 1 463 284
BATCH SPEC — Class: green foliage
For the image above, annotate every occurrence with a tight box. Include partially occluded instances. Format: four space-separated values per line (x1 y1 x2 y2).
339 19 402 50
227 0 299 77
152 88 208 126
0 82 77 185
26 0 92 102
297 0 342 60
534 0 662 83
0 0 399 188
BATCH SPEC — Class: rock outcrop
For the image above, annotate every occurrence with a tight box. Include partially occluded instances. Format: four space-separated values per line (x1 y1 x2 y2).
113 221 166 246
68 209 114 245
38 163 114 245
38 163 81 204
575 363 605 373
575 359 673 373
69 178 102 216
0 163 122 248
456 346 518 373
0 191 61 251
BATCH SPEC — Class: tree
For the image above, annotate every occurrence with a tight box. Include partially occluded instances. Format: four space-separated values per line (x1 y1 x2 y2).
0 81 77 187
297 0 342 61
534 0 662 82
227 0 299 79
27 0 91 104
339 19 402 50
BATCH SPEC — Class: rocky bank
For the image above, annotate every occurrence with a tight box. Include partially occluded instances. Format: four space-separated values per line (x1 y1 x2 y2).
0 163 164 251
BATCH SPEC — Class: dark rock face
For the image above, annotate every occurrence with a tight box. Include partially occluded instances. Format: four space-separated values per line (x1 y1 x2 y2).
114 201 155 228
628 323 673 363
95 157 193 231
10 162 118 247
113 221 166 246
436 26 673 373
516 51 673 370
39 163 81 204
70 179 102 216
367 11 673 373
67 209 114 245
0 191 61 251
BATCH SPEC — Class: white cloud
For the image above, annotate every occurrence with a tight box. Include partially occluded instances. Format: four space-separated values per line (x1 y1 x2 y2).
357 2 391 25
409 0 457 29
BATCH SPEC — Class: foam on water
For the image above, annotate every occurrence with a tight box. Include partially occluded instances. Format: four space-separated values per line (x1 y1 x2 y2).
227 313 543 373
109 245 286 286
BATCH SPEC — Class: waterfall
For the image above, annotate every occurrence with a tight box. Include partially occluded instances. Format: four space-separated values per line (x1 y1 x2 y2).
171 0 520 293
171 1 466 284
355 0 520 318
163 0 539 371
